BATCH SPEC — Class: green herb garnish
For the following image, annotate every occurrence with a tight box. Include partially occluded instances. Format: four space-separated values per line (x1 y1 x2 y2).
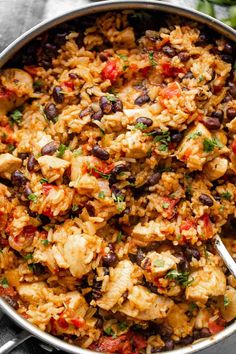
118 321 128 330
162 202 169 209
224 296 230 307
134 122 148 130
0 278 9 288
154 259 165 267
104 327 115 336
166 269 193 287
153 131 171 152
187 131 202 140
23 253 33 261
57 144 67 158
203 137 223 152
112 194 125 212
41 239 50 246
27 193 38 203
148 51 157 67
117 231 123 242
98 191 105 199
9 109 23 126
7 144 15 152
220 191 232 200
40 178 48 184
72 205 79 212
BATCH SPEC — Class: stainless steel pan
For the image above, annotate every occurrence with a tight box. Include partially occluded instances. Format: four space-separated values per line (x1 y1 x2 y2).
0 1 235 353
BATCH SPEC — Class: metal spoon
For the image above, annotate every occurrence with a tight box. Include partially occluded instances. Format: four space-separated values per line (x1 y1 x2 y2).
214 234 236 278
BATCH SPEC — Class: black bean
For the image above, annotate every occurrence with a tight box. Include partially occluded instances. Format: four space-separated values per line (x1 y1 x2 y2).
92 145 110 161
211 110 224 122
24 183 33 198
228 82 236 99
134 94 150 106
112 98 123 112
41 141 59 156
163 45 176 58
151 347 163 353
195 33 210 46
18 152 29 160
99 96 113 114
45 43 57 58
184 246 200 261
222 94 233 103
86 202 95 216
31 263 46 276
80 107 92 118
99 53 108 62
199 193 213 206
91 109 103 121
203 117 221 130
103 252 118 267
223 43 233 55
178 257 189 272
145 281 158 294
27 154 38 172
220 54 233 63
164 339 174 351
136 117 153 127
147 172 161 186
226 107 236 120
11 170 27 186
179 335 194 345
200 328 211 338
44 103 58 121
28 209 37 218
178 51 190 62
39 214 51 226
128 253 137 263
171 131 183 143
52 86 64 103
54 32 68 46
111 164 127 177
96 318 103 329
69 72 79 79
1 295 18 309
136 249 145 266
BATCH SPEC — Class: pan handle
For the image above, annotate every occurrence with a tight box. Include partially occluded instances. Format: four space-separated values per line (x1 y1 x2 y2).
0 330 32 354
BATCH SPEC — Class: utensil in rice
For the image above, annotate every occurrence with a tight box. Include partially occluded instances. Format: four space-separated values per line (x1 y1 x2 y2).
214 234 236 278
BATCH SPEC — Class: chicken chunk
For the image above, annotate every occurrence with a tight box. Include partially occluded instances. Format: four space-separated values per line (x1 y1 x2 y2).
204 157 228 181
166 303 194 338
117 285 174 320
96 260 133 311
0 69 33 114
17 282 48 304
186 265 226 303
70 156 99 195
38 156 70 183
0 153 22 179
64 291 88 317
219 286 236 322
176 123 228 170
141 251 179 278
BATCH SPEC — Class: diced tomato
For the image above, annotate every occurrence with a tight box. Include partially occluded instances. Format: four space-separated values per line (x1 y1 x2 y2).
162 62 184 77
0 285 16 297
24 66 39 76
129 63 138 71
139 66 151 77
71 318 85 328
42 184 55 196
200 214 213 239
102 60 120 83
42 207 54 218
90 335 129 353
155 38 170 50
63 81 74 90
22 225 37 238
180 219 195 233
231 139 236 155
0 87 14 99
162 197 179 220
57 316 69 330
160 82 181 100
99 162 114 174
181 147 192 162
209 319 225 334
131 332 147 350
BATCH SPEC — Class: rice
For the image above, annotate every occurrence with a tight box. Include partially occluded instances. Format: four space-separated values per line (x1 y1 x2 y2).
0 9 236 353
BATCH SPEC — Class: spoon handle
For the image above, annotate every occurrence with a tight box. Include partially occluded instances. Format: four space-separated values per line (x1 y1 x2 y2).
214 234 236 278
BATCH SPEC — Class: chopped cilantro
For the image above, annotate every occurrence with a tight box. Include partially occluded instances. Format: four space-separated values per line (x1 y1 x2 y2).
104 327 115 336
27 193 38 203
166 269 193 287
7 144 15 152
186 185 192 199
199 75 204 82
203 245 209 259
148 51 157 67
146 148 152 158
106 95 117 102
154 131 171 152
57 144 67 158
98 191 105 199
0 278 9 288
189 302 197 312
40 178 48 184
41 239 50 246
9 109 23 126
162 202 169 209
203 137 223 153
187 131 202 140
158 144 168 152
72 205 79 212
92 167 111 180
154 259 165 267
224 296 230 307
73 148 83 157
123 65 129 71
112 194 125 212
118 321 128 330
117 53 128 61
220 191 232 200
117 231 123 242
23 253 33 261
33 80 43 89
134 122 148 130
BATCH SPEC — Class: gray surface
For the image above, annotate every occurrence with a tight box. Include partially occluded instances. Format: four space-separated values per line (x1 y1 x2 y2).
0 0 235 353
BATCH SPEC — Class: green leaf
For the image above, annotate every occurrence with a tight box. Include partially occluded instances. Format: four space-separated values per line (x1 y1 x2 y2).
72 204 79 212
118 321 128 330
40 178 48 184
189 302 197 312
7 144 15 152
9 109 23 126
220 191 232 200
104 327 115 336
23 253 33 261
106 95 117 102
112 194 125 212
98 191 105 199
203 137 223 152
92 167 111 180
166 270 193 287
162 202 169 209
187 131 202 140
117 231 123 242
148 51 157 67
134 122 148 130
117 53 128 61
0 278 9 288
224 295 230 307
158 144 168 152
27 193 38 203
57 144 67 158
41 239 50 246
73 148 83 157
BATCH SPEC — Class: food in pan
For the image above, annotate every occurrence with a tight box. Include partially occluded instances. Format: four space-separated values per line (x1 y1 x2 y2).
0 10 236 353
